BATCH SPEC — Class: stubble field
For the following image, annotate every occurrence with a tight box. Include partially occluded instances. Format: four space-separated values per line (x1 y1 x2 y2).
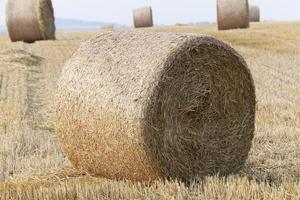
0 22 299 199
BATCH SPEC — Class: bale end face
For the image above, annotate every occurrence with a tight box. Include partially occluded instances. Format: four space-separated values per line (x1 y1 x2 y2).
37 0 56 40
54 31 256 183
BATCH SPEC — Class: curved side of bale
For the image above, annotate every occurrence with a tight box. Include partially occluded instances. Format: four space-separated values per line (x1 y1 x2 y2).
5 0 55 43
249 5 260 22
133 7 153 28
217 0 250 30
54 31 256 183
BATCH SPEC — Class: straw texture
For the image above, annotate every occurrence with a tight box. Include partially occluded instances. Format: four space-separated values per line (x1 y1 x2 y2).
0 49 44 134
6 0 55 43
54 30 256 183
217 0 250 30
249 5 260 22
133 7 153 28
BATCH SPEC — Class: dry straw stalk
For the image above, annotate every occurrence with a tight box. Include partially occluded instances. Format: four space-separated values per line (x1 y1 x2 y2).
249 5 260 22
6 0 55 43
217 0 250 30
133 7 153 28
54 30 256 183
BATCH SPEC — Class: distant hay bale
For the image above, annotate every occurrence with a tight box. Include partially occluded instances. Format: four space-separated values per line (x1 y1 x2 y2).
217 0 250 30
54 31 256 183
6 0 56 43
133 7 153 28
101 24 114 31
249 5 260 22
175 23 187 27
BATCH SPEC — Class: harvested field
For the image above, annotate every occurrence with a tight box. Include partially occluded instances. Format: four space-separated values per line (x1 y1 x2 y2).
0 22 299 199
0 49 43 133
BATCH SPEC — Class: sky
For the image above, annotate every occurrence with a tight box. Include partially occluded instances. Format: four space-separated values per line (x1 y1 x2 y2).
0 0 300 26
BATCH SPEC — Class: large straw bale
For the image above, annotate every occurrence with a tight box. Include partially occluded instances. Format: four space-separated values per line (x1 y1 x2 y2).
54 31 256 183
217 0 250 30
6 0 55 43
249 5 260 22
133 7 153 28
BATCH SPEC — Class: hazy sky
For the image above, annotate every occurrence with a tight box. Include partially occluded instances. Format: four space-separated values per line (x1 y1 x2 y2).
0 0 299 25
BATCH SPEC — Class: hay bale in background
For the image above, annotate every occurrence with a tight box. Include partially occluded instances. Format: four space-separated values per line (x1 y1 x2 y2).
249 5 260 22
175 23 188 26
101 24 114 31
217 0 250 30
6 0 55 43
54 31 256 183
133 7 153 28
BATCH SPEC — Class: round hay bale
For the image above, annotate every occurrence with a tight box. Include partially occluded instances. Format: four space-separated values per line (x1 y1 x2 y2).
101 24 114 31
54 31 256 183
133 7 153 28
175 23 187 27
217 0 250 30
6 0 56 43
249 5 260 22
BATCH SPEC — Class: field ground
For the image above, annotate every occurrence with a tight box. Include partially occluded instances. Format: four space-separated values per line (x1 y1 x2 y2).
0 22 299 199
